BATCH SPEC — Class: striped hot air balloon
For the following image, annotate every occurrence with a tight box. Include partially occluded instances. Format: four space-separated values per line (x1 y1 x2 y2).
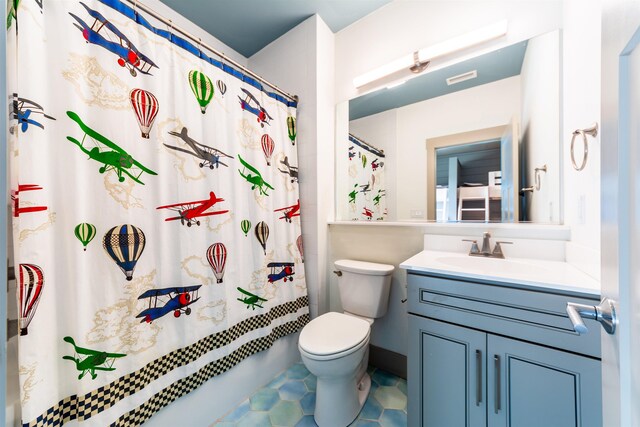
188 70 214 114
216 80 227 97
206 243 227 283
241 219 251 236
296 235 304 263
74 222 97 251
287 116 296 145
18 264 44 336
255 221 269 255
261 134 274 166
130 89 159 139
102 224 146 281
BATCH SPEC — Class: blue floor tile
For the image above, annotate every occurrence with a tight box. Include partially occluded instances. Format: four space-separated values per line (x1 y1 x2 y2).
221 364 406 426
279 380 307 401
379 409 407 427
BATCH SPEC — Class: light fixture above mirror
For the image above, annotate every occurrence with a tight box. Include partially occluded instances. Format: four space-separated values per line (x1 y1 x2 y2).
352 20 508 91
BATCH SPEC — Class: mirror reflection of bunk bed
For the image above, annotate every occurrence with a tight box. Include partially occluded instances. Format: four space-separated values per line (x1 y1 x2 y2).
435 139 503 221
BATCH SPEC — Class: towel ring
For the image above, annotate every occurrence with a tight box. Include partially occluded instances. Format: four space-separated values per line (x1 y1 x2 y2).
571 123 598 171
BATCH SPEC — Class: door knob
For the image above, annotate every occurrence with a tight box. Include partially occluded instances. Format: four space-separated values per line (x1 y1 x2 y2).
566 297 617 335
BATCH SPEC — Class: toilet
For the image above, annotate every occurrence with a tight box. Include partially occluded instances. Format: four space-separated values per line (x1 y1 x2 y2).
298 259 394 427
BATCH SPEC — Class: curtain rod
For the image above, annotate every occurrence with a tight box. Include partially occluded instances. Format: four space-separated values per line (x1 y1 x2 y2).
122 0 298 103
349 133 384 155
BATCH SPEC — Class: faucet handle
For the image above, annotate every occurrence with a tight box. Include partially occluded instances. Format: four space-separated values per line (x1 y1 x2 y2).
462 239 480 254
492 241 513 258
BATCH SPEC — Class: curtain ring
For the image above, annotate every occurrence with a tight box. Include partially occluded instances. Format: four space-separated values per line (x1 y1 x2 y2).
133 0 138 16
197 37 202 57
570 123 597 171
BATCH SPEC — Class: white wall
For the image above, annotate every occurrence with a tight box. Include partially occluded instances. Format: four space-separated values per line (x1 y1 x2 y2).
563 0 602 280
520 31 561 223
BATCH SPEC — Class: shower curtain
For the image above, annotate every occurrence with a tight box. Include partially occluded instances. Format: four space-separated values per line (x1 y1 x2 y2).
348 134 386 220
8 1 308 425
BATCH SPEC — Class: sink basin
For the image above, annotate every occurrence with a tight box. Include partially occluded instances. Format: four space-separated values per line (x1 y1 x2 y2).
435 256 550 276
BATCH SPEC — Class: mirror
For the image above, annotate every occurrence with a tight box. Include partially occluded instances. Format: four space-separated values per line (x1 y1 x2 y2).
336 30 561 223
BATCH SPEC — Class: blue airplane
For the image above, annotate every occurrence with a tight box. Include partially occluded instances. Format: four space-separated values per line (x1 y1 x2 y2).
136 285 201 323
69 2 158 77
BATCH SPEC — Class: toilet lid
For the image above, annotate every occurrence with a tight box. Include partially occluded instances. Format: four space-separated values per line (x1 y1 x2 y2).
299 312 370 356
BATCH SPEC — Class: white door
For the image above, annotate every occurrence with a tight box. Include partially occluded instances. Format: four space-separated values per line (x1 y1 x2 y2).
601 3 640 426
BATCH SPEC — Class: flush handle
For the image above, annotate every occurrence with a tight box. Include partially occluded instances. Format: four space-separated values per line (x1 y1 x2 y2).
333 270 342 277
566 297 617 335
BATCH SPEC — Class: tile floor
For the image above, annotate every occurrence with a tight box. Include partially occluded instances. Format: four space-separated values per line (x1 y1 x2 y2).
214 363 407 426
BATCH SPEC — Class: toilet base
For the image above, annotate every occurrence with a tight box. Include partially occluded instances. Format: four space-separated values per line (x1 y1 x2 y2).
313 371 371 427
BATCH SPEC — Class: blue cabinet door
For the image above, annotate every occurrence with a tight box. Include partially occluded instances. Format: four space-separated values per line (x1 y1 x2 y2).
487 334 602 427
408 316 487 427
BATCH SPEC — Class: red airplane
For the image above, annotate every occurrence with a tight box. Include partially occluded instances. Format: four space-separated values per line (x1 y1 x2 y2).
12 184 48 217
156 191 229 227
274 199 300 223
362 207 373 220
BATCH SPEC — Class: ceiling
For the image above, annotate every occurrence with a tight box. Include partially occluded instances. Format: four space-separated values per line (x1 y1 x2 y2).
349 40 529 121
158 0 391 57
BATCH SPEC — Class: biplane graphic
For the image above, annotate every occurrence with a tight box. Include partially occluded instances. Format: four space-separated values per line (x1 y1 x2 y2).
373 189 386 206
156 191 228 227
62 336 126 380
66 111 157 185
238 88 272 127
348 146 355 161
371 158 383 171
69 2 158 77
348 184 358 204
238 154 274 196
267 262 295 283
278 156 298 183
274 200 300 223
10 94 56 134
237 287 267 310
11 184 47 217
359 182 372 194
164 127 233 169
362 207 373 220
136 285 202 323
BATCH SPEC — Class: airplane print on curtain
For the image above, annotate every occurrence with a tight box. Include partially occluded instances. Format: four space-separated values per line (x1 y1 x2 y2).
7 1 308 426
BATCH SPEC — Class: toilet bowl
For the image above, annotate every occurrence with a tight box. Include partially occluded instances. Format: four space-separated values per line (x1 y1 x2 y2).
298 259 394 427
298 312 372 427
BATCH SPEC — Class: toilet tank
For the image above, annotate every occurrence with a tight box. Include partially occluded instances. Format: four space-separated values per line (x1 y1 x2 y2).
335 259 394 319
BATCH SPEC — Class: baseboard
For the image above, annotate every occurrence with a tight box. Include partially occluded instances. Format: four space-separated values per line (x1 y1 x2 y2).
369 345 407 379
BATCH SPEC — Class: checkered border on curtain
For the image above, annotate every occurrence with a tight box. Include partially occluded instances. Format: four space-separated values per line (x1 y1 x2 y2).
111 314 310 427
23 296 309 427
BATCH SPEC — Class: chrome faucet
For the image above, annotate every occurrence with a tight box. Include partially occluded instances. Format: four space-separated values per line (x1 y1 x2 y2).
462 232 512 258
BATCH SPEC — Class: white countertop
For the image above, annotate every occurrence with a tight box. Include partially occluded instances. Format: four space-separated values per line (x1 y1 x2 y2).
400 250 601 296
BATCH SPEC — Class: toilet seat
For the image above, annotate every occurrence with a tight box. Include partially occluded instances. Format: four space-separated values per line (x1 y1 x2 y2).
299 312 370 360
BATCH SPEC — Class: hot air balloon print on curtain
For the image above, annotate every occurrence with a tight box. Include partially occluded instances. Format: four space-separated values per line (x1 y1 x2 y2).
287 116 296 145
216 80 227 97
206 243 227 284
74 222 96 251
130 89 159 139
18 263 44 336
188 70 214 114
102 224 146 281
296 235 304 263
261 134 274 166
241 219 251 237
255 221 269 255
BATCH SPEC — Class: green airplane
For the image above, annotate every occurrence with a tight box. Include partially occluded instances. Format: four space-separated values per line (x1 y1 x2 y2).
62 336 126 380
237 154 274 196
348 184 358 204
237 287 267 310
66 111 158 185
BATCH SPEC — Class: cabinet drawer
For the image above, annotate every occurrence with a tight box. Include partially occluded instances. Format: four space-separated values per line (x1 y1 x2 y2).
408 272 601 358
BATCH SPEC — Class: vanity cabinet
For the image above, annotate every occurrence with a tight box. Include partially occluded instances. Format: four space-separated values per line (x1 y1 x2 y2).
407 272 602 427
